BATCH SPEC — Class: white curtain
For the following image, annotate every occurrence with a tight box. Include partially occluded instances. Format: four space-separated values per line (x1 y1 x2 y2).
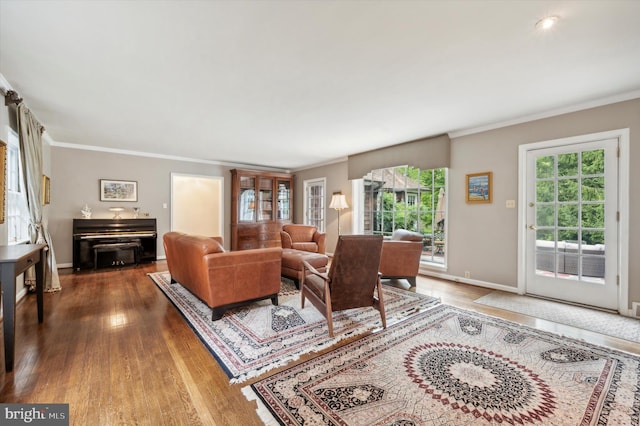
17 103 61 292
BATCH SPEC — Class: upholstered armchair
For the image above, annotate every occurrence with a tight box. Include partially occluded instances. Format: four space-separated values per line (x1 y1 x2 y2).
301 235 386 337
280 224 326 254
379 229 424 287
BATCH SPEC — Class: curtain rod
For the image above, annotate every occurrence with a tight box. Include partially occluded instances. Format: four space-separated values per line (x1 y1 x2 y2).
4 89 23 106
1 88 45 133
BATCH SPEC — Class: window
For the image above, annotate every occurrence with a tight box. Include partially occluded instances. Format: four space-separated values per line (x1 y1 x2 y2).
303 178 326 232
6 129 30 244
362 166 447 265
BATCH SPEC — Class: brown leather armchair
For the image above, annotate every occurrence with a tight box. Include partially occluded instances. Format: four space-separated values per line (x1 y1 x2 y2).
379 229 424 287
301 235 386 337
163 232 282 320
280 224 326 254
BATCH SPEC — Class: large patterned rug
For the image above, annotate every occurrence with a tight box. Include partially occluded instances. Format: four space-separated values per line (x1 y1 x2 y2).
148 271 440 383
243 304 640 425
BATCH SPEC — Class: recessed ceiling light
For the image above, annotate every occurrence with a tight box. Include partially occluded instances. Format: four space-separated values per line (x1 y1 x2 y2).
535 15 559 30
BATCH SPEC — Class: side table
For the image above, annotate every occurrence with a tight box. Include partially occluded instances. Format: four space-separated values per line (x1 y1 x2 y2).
0 244 47 372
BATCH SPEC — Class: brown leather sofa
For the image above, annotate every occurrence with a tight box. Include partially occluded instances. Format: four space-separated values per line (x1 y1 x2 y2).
379 229 424 287
163 232 282 320
280 224 326 254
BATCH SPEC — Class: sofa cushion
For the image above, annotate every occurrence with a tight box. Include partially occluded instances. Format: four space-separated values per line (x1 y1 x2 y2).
281 248 328 270
291 242 318 252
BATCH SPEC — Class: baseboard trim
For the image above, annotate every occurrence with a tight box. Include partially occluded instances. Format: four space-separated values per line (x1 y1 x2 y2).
419 270 520 294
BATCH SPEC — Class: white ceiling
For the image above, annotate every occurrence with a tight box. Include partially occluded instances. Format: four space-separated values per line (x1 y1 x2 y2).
1 1 640 170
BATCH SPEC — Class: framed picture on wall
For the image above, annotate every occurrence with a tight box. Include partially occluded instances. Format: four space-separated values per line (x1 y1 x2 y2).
466 171 492 203
100 179 138 202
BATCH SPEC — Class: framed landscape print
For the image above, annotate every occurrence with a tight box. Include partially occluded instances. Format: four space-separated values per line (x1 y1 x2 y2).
466 171 492 203
100 179 138 202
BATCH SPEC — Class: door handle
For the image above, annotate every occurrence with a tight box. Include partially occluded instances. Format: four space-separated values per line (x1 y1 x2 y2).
528 225 537 230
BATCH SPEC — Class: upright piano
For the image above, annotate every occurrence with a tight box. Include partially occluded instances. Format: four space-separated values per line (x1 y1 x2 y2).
72 218 157 270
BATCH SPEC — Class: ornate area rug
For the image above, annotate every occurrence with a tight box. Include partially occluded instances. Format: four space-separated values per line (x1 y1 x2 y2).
148 271 440 383
243 304 640 425
475 291 640 343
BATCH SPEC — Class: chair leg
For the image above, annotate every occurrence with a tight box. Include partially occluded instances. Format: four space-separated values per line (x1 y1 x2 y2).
326 312 334 337
211 307 226 321
300 272 306 308
324 281 334 337
376 278 387 330
407 276 416 287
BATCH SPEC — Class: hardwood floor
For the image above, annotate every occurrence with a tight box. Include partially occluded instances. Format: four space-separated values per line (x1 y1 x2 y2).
1 261 639 425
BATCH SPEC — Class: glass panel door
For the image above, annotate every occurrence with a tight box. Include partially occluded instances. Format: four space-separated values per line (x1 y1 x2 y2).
277 180 290 220
258 177 273 221
239 176 255 222
525 139 618 310
304 178 325 232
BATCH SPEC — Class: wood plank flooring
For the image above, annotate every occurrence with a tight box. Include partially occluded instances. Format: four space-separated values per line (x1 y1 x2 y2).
1 261 638 425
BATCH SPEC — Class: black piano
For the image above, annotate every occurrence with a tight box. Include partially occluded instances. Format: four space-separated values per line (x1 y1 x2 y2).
72 218 157 270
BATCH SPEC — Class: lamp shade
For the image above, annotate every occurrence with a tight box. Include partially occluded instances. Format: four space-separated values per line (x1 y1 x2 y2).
329 193 349 210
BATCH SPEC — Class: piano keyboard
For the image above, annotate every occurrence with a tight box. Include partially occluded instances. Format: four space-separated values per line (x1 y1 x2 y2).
79 232 156 239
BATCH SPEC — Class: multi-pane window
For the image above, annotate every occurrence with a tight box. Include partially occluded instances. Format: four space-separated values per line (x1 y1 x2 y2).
6 129 30 244
363 166 447 265
304 178 326 232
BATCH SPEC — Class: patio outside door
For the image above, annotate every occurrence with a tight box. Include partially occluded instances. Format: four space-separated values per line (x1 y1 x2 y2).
524 137 619 310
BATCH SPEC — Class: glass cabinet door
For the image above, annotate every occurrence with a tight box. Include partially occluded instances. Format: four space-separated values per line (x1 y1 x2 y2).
258 177 273 221
277 180 291 220
239 176 256 222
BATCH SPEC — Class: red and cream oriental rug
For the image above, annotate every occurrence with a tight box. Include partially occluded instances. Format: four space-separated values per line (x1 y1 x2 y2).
243 304 640 425
148 271 440 383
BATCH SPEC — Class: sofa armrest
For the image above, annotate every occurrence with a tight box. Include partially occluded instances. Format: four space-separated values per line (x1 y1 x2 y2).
313 232 326 254
280 231 293 249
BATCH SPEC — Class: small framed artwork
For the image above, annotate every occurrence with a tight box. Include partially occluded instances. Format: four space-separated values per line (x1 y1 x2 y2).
466 171 492 203
42 175 51 205
100 179 138 202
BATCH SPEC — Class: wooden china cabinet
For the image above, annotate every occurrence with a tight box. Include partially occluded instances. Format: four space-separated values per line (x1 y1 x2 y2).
230 169 293 250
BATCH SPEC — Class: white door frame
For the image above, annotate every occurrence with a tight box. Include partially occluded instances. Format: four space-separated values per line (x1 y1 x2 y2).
517 129 630 314
170 173 224 237
303 177 327 232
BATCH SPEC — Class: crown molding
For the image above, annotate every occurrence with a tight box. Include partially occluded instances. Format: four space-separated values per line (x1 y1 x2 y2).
49 141 291 173
291 156 349 173
449 90 640 139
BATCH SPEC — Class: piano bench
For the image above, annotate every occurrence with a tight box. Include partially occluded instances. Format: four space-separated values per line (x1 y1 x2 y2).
93 242 142 269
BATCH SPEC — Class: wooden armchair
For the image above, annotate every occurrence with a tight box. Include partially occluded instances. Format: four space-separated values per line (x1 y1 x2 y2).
301 235 386 337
